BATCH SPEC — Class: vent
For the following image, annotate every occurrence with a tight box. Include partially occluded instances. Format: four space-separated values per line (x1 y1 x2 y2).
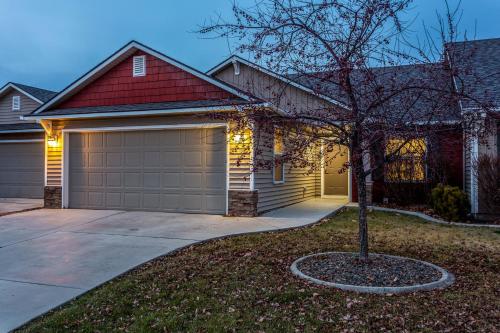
133 55 146 77
12 95 20 111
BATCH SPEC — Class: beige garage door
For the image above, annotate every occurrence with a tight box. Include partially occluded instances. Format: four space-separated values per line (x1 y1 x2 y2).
0 141 44 198
68 128 227 214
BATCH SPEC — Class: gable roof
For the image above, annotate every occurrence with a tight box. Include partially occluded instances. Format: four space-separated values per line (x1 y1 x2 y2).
446 38 500 110
0 82 57 104
207 55 348 109
33 41 255 116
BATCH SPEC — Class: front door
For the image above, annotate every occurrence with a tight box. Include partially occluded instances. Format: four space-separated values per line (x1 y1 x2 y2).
324 145 349 196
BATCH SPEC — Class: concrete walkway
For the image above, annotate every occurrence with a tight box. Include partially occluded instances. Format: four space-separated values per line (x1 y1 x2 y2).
0 198 43 217
0 197 346 332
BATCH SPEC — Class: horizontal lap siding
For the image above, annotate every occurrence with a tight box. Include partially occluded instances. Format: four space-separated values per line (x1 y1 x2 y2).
228 128 252 190
0 90 40 124
47 136 63 186
254 130 319 213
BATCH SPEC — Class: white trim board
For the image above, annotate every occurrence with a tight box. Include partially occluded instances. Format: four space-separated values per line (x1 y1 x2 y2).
61 123 228 133
0 83 44 104
33 41 254 115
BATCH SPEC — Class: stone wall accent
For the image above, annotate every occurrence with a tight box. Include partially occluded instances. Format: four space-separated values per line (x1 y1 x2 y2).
228 190 258 217
44 186 62 208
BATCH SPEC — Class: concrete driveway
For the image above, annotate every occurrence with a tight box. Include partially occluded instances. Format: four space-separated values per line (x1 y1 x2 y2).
0 198 43 216
0 197 346 332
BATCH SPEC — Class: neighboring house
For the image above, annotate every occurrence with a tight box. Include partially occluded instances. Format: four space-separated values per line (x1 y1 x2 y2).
0 83 57 198
23 38 499 217
447 38 500 218
208 56 464 207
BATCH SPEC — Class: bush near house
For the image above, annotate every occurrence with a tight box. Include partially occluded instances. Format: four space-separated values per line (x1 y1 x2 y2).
430 184 470 221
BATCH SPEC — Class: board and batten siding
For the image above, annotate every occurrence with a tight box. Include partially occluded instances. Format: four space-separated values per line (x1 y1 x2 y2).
0 90 40 124
45 114 252 191
253 129 320 213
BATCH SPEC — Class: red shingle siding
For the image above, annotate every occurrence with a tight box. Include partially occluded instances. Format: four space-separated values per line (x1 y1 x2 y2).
58 51 235 108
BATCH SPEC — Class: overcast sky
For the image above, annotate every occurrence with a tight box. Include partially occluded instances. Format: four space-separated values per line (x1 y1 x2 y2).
0 0 499 92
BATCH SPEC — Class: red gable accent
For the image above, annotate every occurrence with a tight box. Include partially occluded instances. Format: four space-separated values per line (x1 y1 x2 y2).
58 51 236 109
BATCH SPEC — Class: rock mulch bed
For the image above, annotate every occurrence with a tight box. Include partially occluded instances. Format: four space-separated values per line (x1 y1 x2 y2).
292 252 454 293
297 252 441 287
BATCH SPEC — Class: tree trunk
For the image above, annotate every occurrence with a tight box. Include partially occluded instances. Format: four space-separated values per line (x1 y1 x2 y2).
355 159 369 260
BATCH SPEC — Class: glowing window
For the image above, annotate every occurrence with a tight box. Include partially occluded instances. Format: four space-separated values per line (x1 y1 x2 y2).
273 128 285 183
385 138 426 182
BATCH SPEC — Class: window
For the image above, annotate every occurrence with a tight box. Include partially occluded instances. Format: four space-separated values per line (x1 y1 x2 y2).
132 55 146 77
12 95 20 111
273 128 285 183
385 138 426 182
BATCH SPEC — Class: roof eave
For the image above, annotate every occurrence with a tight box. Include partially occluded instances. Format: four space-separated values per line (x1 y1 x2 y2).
22 103 269 121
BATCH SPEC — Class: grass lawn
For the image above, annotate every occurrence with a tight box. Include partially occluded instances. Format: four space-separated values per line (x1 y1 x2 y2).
18 208 500 332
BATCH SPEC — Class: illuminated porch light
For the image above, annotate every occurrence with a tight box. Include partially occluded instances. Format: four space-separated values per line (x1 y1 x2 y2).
47 135 59 147
233 133 244 143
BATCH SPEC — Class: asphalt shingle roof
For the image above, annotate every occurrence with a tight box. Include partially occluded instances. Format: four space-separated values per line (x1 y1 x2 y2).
11 83 58 103
446 38 500 110
288 63 461 122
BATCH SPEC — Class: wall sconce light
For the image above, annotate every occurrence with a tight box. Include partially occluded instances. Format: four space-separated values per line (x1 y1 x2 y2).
47 135 59 147
233 133 244 143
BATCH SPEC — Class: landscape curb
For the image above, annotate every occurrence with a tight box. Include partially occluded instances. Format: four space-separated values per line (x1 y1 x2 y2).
290 252 455 294
346 203 500 229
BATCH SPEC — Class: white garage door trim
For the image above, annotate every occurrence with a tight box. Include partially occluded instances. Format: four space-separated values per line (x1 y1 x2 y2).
61 123 229 213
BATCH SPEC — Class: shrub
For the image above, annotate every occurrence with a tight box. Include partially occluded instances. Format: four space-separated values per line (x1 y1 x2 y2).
430 184 470 221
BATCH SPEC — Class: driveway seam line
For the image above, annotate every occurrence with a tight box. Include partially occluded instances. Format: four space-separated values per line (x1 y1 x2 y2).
0 211 128 248
0 278 83 290
60 230 202 241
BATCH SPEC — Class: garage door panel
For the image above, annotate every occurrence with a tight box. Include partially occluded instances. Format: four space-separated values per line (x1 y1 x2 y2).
143 173 161 188
69 128 226 213
0 142 44 198
106 152 122 167
105 192 122 207
88 152 104 167
88 192 104 207
163 152 182 166
105 132 122 146
88 133 103 147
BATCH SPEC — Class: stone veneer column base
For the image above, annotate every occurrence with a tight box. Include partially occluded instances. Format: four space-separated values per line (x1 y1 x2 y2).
44 186 62 208
227 190 258 217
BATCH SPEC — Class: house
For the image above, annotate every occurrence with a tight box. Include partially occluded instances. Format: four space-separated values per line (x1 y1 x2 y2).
447 38 500 218
22 39 498 217
208 38 499 218
0 82 57 198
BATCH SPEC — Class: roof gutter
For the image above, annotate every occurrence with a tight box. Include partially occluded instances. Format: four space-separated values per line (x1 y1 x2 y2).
22 103 270 121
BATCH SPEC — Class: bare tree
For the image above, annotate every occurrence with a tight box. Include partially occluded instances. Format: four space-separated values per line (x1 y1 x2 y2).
200 0 487 259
